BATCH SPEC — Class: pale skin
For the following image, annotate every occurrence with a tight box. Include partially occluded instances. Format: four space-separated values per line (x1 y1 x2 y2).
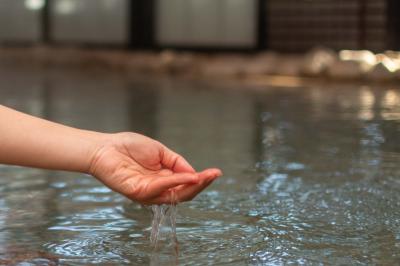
0 105 222 205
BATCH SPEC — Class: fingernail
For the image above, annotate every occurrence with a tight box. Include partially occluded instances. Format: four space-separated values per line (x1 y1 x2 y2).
214 169 223 177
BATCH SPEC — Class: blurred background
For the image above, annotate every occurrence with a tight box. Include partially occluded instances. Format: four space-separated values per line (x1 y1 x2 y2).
0 0 398 51
0 0 398 50
1 0 400 82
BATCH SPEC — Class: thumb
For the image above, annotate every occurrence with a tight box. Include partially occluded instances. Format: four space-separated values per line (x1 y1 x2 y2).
161 146 196 173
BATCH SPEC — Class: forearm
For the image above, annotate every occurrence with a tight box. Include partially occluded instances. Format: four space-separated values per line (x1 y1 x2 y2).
0 105 107 173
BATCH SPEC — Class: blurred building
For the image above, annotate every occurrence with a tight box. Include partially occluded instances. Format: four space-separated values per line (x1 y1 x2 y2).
266 0 400 53
0 0 398 52
266 0 387 52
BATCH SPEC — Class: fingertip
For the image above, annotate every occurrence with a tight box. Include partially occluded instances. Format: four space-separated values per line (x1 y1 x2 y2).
199 168 223 180
213 168 223 177
210 168 223 177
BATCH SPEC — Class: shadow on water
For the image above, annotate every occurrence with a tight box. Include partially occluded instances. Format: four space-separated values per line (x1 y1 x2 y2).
0 66 400 264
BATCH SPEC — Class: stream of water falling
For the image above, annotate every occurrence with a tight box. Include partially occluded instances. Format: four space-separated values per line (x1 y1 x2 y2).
149 191 179 263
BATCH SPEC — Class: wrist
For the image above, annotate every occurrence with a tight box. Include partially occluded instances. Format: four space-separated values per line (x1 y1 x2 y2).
80 130 112 174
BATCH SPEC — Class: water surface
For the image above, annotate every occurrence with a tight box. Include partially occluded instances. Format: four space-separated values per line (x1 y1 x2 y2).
0 68 400 265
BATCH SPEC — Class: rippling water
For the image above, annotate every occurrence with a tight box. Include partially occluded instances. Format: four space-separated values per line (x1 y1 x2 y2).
0 68 400 265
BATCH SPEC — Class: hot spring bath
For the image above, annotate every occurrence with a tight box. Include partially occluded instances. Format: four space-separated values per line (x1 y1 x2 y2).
0 70 399 265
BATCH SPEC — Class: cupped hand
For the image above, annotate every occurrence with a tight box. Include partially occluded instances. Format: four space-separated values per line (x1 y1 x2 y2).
88 132 222 205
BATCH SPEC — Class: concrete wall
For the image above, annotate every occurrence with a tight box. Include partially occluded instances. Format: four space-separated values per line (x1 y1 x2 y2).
50 0 129 45
0 0 43 43
155 0 257 48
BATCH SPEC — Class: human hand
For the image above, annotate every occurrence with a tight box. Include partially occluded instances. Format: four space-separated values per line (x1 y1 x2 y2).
88 132 222 205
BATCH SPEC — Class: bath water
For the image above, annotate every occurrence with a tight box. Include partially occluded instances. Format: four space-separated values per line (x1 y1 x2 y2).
0 70 400 265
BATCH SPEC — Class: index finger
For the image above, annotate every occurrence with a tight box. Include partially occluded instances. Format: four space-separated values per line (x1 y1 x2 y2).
145 172 199 199
150 168 222 204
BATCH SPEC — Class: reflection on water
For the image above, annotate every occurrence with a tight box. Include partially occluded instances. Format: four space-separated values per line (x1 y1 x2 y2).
0 67 400 265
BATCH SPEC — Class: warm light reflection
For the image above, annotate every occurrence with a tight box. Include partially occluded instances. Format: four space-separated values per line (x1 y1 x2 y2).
381 112 400 120
380 55 398 73
340 50 375 65
248 75 305 87
358 87 375 120
24 0 45 10
339 50 400 73
382 90 400 120
382 90 400 108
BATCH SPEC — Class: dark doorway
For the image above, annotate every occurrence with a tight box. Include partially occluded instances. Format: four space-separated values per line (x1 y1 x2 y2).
129 0 155 49
387 0 400 50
